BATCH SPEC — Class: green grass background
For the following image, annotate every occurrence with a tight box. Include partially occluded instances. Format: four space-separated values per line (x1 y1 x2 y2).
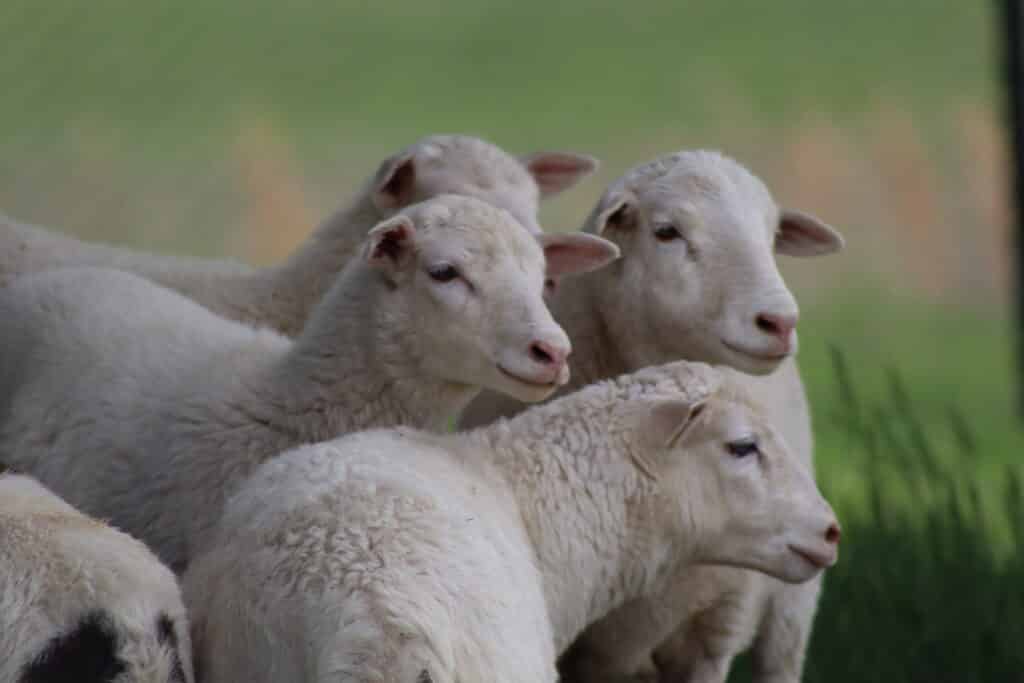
1 1 1021 679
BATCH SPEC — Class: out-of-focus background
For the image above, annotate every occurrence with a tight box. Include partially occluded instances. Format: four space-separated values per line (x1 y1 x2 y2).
2 1 1021 679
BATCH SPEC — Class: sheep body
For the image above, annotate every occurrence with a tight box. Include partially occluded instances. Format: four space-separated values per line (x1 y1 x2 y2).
0 135 598 335
0 195 610 572
460 150 844 683
559 365 820 683
184 361 839 683
0 472 194 683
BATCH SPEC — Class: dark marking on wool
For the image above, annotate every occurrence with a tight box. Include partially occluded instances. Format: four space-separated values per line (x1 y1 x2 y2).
157 613 188 683
417 668 433 683
19 610 124 683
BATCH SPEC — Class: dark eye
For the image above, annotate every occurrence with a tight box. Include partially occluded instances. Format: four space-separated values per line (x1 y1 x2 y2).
427 264 460 283
653 224 683 242
726 437 760 459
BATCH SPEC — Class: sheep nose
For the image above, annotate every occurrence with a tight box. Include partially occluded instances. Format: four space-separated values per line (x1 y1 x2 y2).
529 340 569 368
824 521 841 546
755 312 798 348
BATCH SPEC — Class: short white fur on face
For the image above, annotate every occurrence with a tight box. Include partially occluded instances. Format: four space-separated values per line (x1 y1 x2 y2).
655 390 839 584
587 150 843 376
364 196 616 403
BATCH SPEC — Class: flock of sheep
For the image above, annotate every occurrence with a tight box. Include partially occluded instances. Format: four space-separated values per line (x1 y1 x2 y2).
0 134 846 683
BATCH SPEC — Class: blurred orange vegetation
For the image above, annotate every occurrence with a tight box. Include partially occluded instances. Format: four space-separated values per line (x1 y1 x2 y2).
3 100 1012 309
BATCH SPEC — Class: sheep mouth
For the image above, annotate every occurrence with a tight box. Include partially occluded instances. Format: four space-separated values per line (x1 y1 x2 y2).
720 339 790 363
497 365 559 389
787 544 836 570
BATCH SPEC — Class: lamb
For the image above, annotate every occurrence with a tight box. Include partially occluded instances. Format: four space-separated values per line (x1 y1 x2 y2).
0 194 619 574
0 469 194 683
182 360 840 683
458 150 845 683
0 134 598 335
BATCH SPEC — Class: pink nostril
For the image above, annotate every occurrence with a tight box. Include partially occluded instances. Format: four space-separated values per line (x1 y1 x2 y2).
825 522 841 545
530 341 567 367
755 313 798 344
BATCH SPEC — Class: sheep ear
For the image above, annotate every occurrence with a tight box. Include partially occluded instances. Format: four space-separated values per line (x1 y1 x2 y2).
365 216 416 272
372 153 418 211
622 398 709 482
776 209 844 257
591 193 637 236
537 233 620 280
646 398 708 449
521 151 599 198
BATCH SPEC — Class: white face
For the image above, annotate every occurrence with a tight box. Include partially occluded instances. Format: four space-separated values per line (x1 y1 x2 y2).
590 155 843 376
668 397 840 583
410 221 568 403
365 197 617 404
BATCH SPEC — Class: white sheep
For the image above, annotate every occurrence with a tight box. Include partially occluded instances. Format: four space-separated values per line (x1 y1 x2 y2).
459 150 845 683
0 135 598 335
183 360 840 683
0 470 194 683
0 194 618 574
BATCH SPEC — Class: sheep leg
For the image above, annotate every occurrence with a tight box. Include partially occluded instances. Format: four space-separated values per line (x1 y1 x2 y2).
651 625 733 683
650 568 762 683
747 575 823 683
558 596 670 683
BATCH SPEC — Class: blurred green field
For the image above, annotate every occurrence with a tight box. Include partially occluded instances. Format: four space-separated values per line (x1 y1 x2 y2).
0 1 995 139
1 1 1020 680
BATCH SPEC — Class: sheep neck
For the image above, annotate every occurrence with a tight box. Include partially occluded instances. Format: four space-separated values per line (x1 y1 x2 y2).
548 273 632 392
473 396 694 654
258 263 478 443
255 192 384 336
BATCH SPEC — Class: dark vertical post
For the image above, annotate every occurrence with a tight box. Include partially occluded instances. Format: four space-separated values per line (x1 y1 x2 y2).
999 0 1024 419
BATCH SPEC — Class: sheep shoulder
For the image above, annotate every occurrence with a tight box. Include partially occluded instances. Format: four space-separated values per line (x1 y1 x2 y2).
187 432 553 683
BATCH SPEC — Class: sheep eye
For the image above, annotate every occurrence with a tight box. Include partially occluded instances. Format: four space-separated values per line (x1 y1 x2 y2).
726 437 760 458
427 264 460 283
653 224 683 242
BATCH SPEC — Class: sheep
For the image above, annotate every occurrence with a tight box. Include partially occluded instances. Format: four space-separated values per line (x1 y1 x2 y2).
0 469 194 683
0 194 619 574
0 134 598 335
458 150 845 683
182 360 840 683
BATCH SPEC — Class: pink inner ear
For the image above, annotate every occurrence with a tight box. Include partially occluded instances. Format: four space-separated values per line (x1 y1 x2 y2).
543 237 619 278
377 158 416 207
529 158 590 175
525 153 598 196
776 211 844 257
371 225 410 264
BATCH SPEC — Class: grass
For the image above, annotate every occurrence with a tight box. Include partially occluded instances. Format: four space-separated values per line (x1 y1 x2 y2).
0 0 997 144
738 294 1024 683
0 2 1019 680
799 353 1024 682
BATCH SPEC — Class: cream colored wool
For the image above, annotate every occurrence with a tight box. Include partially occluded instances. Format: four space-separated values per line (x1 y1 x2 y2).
184 361 837 683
